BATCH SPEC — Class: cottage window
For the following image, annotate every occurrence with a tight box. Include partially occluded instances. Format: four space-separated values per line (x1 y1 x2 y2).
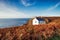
39 21 45 24
35 21 37 23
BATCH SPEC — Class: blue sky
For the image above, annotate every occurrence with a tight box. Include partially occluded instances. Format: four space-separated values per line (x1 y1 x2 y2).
0 0 60 18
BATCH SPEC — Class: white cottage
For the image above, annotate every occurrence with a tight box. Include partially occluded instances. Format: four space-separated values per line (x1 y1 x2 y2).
32 17 46 25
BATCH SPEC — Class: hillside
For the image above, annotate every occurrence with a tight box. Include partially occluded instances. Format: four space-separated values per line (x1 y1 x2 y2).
0 17 60 40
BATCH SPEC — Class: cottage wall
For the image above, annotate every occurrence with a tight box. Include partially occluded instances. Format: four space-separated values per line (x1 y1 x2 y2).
32 18 39 25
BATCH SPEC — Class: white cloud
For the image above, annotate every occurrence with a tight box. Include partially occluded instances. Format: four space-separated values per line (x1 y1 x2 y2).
41 2 60 16
0 2 29 18
21 0 35 7
21 0 30 7
47 2 60 11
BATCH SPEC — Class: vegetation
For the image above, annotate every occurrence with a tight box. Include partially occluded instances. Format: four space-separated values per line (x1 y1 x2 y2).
0 17 60 40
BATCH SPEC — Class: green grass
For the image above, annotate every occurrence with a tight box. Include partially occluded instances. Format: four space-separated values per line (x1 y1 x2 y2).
48 34 60 40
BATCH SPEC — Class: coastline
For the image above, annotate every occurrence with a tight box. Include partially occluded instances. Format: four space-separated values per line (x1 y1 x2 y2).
0 17 60 40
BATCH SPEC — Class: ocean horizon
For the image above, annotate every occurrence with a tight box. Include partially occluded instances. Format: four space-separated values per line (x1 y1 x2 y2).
0 18 30 28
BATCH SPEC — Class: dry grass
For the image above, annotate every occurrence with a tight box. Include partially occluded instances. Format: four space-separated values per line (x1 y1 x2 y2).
0 17 60 40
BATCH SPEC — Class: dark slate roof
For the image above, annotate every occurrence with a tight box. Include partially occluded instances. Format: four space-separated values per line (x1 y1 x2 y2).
36 17 45 21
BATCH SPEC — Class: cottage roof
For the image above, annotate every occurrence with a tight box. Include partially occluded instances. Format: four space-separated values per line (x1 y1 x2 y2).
36 17 45 21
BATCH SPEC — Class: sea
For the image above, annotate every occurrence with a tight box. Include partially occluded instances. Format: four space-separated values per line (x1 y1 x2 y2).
0 18 30 28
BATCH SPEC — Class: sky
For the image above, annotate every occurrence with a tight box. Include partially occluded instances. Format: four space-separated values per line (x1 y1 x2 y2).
0 0 60 18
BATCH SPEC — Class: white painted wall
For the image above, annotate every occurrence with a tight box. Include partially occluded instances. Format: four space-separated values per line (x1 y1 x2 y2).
32 18 39 25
